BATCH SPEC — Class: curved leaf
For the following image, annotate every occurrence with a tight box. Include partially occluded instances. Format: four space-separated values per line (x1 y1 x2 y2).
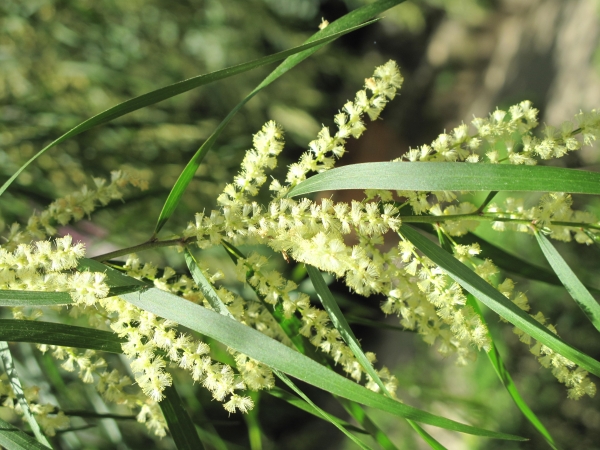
119 286 522 440
400 224 600 378
307 265 444 450
0 31 366 198
466 295 560 450
153 0 407 234
287 162 600 197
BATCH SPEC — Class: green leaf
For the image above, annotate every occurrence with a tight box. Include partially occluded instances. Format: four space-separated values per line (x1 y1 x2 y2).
0 290 521 440
183 248 234 319
159 384 204 450
0 291 72 307
273 370 371 450
466 295 561 450
0 320 124 354
307 265 445 450
153 0 407 234
535 232 600 333
119 286 522 440
0 31 365 198
265 387 368 434
399 224 600 378
287 162 600 197
0 342 52 448
0 417 51 450
0 285 143 307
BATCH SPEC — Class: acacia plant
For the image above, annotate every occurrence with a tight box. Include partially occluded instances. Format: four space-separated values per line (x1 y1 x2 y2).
1 1 599 449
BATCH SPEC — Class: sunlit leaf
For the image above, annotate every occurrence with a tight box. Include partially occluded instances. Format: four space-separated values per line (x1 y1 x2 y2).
288 162 600 197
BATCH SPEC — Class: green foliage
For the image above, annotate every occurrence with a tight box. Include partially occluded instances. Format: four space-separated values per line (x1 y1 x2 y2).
1 1 599 449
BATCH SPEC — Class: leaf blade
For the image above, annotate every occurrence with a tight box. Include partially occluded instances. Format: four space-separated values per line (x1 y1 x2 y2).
535 232 600 333
287 162 600 197
119 286 522 440
400 224 600 378
0 417 51 450
159 384 204 450
153 0 407 234
0 32 364 198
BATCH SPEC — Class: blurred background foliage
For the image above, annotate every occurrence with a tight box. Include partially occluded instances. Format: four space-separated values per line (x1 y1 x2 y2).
1 0 600 448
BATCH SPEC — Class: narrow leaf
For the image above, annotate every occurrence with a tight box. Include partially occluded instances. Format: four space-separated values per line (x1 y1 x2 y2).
159 384 204 450
0 342 52 448
0 417 50 450
119 286 522 440
266 387 367 434
0 285 143 307
184 249 234 319
400 224 600 378
287 162 600 197
307 265 445 450
0 320 124 354
0 290 521 439
154 0 406 234
273 370 371 450
0 31 364 198
535 232 600 333
467 295 560 450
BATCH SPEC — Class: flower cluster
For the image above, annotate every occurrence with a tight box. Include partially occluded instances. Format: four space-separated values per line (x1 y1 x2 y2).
3 170 147 250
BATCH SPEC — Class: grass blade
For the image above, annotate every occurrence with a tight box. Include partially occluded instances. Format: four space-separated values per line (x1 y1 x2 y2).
0 417 51 450
119 286 522 440
535 232 600 333
0 32 364 198
0 342 52 448
153 0 406 234
466 295 561 450
400 224 600 378
287 162 600 197
273 370 371 450
159 384 204 450
307 265 445 450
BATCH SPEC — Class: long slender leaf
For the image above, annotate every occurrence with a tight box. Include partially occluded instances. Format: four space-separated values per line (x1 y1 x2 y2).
273 370 371 450
0 296 521 440
265 387 367 434
535 232 600 333
466 295 560 450
400 224 600 378
0 285 144 307
0 417 50 450
287 162 600 197
220 241 395 446
153 0 406 234
0 342 52 448
159 384 204 450
183 249 234 319
119 286 522 440
0 31 365 198
307 265 444 450
0 320 124 354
